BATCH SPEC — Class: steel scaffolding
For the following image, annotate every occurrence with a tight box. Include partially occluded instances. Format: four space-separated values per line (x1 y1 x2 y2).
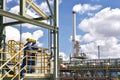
0 0 59 80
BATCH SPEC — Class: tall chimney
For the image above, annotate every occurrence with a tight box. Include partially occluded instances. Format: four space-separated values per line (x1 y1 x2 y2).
72 11 76 57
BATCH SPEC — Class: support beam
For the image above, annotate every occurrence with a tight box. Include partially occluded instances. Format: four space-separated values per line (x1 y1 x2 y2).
0 9 55 30
3 16 52 26
46 0 54 19
26 0 48 19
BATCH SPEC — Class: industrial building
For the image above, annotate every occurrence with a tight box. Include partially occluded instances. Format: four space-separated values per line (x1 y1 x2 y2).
0 0 120 80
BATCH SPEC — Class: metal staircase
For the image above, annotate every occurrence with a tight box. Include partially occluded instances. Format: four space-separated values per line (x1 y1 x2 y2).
0 40 53 80
0 40 25 80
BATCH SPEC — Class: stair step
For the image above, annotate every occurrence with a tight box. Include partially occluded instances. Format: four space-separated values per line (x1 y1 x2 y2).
23 78 52 80
24 73 51 78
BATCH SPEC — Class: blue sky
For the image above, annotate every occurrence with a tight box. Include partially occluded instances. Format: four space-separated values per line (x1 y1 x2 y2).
5 0 120 60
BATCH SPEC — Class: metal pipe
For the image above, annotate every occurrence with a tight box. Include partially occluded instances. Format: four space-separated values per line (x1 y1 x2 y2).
54 0 59 80
20 0 26 16
98 45 100 59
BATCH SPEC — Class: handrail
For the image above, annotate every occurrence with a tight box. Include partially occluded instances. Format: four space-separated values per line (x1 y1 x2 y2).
0 45 53 79
0 46 26 69
0 48 3 51
0 46 26 80
11 56 27 80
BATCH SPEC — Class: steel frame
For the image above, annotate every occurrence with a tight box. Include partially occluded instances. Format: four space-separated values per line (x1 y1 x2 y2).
0 0 59 80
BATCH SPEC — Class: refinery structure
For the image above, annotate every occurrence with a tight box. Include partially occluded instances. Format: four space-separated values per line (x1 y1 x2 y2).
0 0 120 80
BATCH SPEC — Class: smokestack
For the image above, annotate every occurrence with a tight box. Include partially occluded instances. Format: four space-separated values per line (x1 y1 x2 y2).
72 11 76 43
72 11 76 57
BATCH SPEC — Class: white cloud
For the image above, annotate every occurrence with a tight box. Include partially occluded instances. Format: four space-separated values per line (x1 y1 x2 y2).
5 26 20 42
82 33 95 42
5 5 19 23
73 4 102 14
21 24 39 29
9 5 19 14
32 30 44 40
81 37 120 59
78 8 120 59
87 13 94 17
21 30 44 44
59 52 69 61
39 1 49 13
70 35 81 42
26 9 39 18
5 26 44 47
86 53 98 59
79 8 120 38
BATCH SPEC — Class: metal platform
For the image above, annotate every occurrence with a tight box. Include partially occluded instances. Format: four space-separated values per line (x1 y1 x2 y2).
23 73 53 80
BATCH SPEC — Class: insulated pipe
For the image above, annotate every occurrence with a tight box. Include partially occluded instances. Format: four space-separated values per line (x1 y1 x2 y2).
72 11 76 57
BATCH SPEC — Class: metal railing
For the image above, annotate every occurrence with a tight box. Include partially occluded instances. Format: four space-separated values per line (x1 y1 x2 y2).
25 48 53 75
0 40 53 80
0 46 26 80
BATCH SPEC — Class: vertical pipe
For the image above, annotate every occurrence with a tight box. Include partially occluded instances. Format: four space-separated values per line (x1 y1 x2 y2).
20 0 26 16
54 0 59 80
72 11 76 57
48 19 52 53
98 45 100 59
0 0 6 75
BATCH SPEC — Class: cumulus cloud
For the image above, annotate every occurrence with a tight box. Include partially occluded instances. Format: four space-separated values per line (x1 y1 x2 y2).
59 52 69 61
38 1 49 13
32 30 44 40
81 37 120 59
70 35 81 42
5 26 44 47
5 26 20 42
26 9 39 18
9 5 19 14
78 8 120 59
21 30 44 45
79 8 120 38
73 4 102 14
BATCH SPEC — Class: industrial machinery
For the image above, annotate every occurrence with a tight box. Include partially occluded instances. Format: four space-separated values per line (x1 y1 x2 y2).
59 11 120 80
60 58 120 80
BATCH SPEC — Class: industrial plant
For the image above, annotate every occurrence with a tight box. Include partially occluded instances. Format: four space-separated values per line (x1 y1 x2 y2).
0 0 120 80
